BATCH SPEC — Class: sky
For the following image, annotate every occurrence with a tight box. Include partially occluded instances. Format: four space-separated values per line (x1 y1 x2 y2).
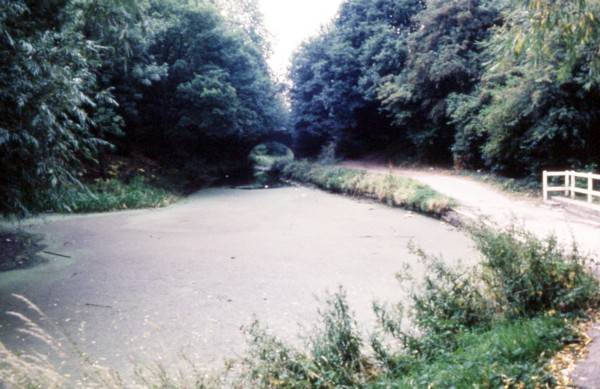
259 0 343 78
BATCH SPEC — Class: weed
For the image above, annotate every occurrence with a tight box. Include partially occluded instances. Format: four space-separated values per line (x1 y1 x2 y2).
473 225 600 318
38 176 178 214
240 226 599 388
404 249 493 355
317 142 338 165
378 316 577 388
240 289 375 388
275 161 454 216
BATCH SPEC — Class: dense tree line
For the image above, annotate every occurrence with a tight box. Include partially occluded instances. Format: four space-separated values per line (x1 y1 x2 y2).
0 0 286 213
290 0 600 177
4 0 600 213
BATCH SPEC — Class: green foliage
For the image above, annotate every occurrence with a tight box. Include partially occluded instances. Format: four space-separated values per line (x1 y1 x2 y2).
242 322 313 388
380 316 575 388
450 61 600 177
449 0 600 177
240 226 598 388
498 0 600 85
309 289 370 386
473 226 600 318
0 0 118 214
214 0 271 54
378 0 500 161
1 0 288 214
72 0 169 142
289 0 500 161
38 176 177 213
290 0 600 178
374 226 598 358
241 290 374 388
402 249 494 354
317 142 339 165
139 0 287 167
249 142 294 186
289 0 424 156
276 161 454 216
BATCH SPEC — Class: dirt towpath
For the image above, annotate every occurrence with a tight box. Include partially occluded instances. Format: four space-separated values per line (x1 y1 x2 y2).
0 186 477 383
343 161 600 256
343 161 600 387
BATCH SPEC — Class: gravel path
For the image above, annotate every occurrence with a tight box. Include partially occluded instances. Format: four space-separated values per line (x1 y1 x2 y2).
0 186 477 382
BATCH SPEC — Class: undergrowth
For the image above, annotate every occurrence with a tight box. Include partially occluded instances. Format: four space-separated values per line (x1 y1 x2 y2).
274 160 453 216
239 225 599 388
379 316 576 388
37 176 178 214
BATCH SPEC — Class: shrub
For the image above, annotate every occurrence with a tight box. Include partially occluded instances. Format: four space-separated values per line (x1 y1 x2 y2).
473 226 600 318
407 249 493 354
373 227 599 359
0 0 120 215
241 289 374 388
241 226 598 388
317 142 338 165
242 322 313 388
308 289 372 386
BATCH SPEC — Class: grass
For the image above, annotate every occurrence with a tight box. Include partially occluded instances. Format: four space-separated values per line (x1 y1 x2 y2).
380 316 575 388
39 175 178 214
275 160 454 216
238 225 599 388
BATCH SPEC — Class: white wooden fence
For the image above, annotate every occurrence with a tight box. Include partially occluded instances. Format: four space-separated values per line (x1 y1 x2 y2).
543 170 600 203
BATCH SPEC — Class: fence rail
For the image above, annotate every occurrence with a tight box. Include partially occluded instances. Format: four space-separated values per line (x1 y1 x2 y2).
543 170 600 203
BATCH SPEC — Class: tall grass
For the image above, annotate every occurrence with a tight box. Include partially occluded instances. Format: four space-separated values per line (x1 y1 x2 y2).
382 316 576 388
239 226 599 388
37 176 178 214
240 290 375 388
274 160 454 216
0 295 223 388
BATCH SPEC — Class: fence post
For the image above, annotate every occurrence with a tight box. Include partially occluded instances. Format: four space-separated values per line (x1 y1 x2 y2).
588 173 594 203
569 171 575 199
566 171 571 197
543 171 548 201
